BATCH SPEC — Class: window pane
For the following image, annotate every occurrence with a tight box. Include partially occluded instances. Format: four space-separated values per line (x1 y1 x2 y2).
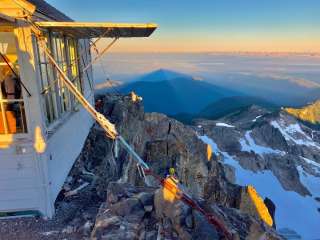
68 38 83 98
0 31 28 135
40 64 49 88
0 103 6 134
36 33 84 126
0 102 27 134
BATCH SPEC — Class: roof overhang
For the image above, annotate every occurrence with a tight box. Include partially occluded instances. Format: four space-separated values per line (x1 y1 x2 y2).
0 0 36 19
0 12 15 22
35 22 158 38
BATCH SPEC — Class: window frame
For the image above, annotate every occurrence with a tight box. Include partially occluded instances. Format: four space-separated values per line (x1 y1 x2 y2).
0 31 28 135
35 30 84 128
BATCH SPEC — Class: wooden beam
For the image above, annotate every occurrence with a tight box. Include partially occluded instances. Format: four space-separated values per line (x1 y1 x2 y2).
0 0 36 19
36 22 158 29
0 21 14 32
35 21 158 38
0 12 15 22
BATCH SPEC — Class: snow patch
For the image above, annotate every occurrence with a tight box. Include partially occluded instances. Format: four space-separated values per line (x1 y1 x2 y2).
41 231 59 236
270 120 320 149
199 135 320 240
252 115 262 122
240 131 285 157
298 166 320 197
199 135 239 169
215 122 235 128
198 135 221 154
301 157 320 174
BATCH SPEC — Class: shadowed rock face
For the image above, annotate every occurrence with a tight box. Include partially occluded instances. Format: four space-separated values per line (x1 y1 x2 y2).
195 104 320 239
68 93 281 239
196 108 320 197
82 93 238 201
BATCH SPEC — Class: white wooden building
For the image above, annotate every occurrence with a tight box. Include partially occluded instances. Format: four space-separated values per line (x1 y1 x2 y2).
0 0 156 217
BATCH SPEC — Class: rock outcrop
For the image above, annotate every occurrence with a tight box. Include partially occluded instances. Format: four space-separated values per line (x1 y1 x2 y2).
58 93 282 239
285 99 320 125
91 182 280 240
195 104 320 239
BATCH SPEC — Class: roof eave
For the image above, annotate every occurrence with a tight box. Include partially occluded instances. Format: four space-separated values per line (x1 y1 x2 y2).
35 21 158 38
0 0 36 19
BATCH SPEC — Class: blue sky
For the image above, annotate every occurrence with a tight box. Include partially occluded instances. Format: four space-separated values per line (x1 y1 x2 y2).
47 0 320 52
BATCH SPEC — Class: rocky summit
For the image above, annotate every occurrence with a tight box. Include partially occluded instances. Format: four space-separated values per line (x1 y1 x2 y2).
195 104 320 239
53 93 285 240
285 99 320 125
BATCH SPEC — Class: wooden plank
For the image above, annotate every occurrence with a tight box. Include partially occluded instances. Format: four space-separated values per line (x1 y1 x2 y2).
35 21 157 38
0 188 38 201
0 0 36 19
0 178 36 191
0 199 38 212
0 155 35 169
36 21 157 28
0 142 34 156
0 167 36 180
0 12 15 22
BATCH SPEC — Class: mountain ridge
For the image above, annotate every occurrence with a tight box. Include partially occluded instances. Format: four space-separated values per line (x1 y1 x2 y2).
117 69 241 115
172 96 278 124
285 99 320 125
196 104 320 239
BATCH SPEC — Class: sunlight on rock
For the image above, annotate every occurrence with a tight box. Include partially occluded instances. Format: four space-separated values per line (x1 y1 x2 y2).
285 100 320 125
247 185 273 227
207 144 212 161
130 91 142 103
33 126 46 153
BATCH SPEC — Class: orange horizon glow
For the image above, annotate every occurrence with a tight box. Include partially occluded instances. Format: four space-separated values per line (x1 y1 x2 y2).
99 36 320 54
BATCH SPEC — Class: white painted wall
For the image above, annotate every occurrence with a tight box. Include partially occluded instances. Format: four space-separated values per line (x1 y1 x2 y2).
0 141 40 213
0 21 48 216
0 18 94 217
46 106 93 207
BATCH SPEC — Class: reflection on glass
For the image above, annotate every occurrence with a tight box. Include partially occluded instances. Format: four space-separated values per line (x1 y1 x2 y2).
0 31 28 135
0 102 27 134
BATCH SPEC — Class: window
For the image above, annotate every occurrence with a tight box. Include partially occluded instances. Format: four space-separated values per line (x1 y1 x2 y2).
36 31 83 126
0 32 27 134
66 37 82 105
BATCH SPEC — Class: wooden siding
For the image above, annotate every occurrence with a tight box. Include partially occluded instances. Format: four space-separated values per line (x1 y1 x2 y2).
0 18 93 217
0 143 40 213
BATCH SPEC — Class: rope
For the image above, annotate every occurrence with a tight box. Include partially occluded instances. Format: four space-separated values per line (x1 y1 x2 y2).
90 40 121 94
79 44 93 91
143 168 233 240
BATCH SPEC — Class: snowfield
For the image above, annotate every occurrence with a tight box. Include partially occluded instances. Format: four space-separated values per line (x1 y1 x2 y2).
239 131 285 157
199 135 320 240
252 115 262 122
215 122 235 128
270 120 320 149
301 157 320 175
297 166 320 198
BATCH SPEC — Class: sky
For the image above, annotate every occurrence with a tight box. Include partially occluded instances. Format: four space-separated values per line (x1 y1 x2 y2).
47 0 320 53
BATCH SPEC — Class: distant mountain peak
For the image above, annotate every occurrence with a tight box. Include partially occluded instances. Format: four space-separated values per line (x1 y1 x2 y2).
117 70 240 116
285 99 320 125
